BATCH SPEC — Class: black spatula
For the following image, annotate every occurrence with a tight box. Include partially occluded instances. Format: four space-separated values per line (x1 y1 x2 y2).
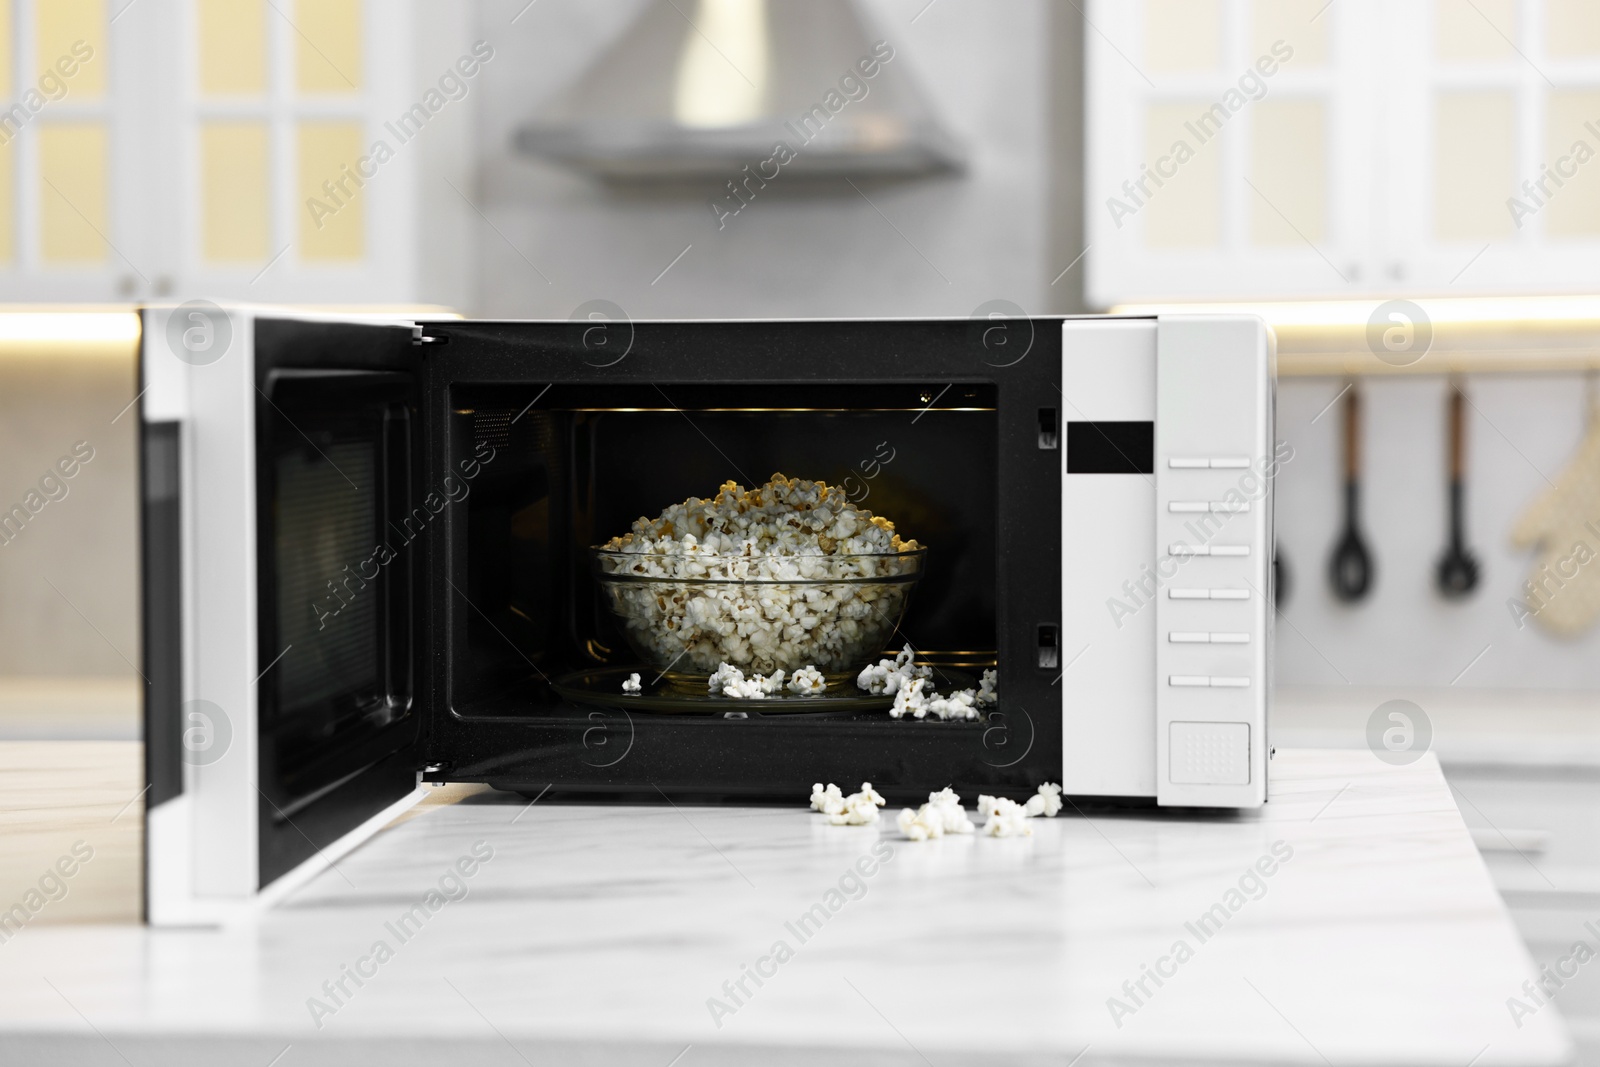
1436 383 1480 598
1329 385 1373 602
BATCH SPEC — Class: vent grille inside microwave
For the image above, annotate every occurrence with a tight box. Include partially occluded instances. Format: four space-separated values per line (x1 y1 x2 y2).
474 409 513 453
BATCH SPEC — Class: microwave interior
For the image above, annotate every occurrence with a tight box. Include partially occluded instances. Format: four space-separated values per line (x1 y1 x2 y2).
448 381 1000 715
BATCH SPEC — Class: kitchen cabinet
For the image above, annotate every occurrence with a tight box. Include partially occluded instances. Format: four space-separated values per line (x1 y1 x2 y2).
1087 0 1600 306
1446 764 1600 1063
0 0 455 305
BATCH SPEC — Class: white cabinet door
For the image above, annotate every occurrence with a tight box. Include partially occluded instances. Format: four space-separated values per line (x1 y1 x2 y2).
151 0 419 304
0 0 159 301
1088 0 1600 304
0 0 424 305
1383 0 1600 292
1087 0 1374 306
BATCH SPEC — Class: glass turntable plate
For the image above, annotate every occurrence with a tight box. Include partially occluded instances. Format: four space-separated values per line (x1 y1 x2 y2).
553 666 979 715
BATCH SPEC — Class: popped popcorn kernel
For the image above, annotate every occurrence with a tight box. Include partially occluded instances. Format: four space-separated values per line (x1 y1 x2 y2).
1023 782 1063 818
978 795 1032 838
787 665 827 696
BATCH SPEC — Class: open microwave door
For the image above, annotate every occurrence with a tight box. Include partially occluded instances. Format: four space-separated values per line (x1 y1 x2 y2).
140 306 428 925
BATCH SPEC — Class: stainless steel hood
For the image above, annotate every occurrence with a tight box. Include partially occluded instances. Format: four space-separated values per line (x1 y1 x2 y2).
514 0 966 180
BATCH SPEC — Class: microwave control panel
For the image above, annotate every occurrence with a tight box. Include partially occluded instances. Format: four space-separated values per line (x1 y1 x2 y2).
1060 316 1274 808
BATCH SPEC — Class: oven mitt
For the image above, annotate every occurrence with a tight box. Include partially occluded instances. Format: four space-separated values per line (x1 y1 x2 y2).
1509 391 1600 637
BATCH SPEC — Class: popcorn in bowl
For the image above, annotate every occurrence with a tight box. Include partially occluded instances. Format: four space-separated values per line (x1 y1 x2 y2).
592 474 926 683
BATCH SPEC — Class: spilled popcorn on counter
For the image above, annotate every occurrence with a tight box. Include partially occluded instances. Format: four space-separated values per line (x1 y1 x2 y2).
976 795 1032 837
863 646 990 721
595 474 922 676
893 782 1062 841
1023 782 1063 817
896 787 976 841
621 672 642 694
811 781 885 825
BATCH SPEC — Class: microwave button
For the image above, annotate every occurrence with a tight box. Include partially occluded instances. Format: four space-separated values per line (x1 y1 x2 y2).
1210 676 1251 688
1168 457 1209 469
1169 675 1211 687
1169 588 1209 600
1168 543 1207 556
1169 631 1210 643
1210 588 1250 600
1209 632 1251 644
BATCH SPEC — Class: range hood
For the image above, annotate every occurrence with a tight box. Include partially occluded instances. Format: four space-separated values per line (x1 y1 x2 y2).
514 0 965 180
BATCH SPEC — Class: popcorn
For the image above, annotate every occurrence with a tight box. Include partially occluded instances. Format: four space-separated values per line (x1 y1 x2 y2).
821 782 887 826
865 646 984 721
722 677 768 699
977 795 1032 837
709 663 814 699
977 669 997 706
896 806 936 840
896 787 977 840
788 665 827 696
923 689 978 721
823 782 1057 841
708 663 746 696
860 644 933 698
596 475 922 676
891 676 930 719
1023 782 1063 818
621 672 642 694
811 782 846 816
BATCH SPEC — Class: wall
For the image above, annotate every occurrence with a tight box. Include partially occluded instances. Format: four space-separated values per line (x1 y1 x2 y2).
0 333 139 677
1275 373 1600 689
467 0 1072 321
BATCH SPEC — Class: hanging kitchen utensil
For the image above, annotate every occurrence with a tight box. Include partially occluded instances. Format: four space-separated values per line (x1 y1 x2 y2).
1510 373 1600 636
1435 381 1480 597
1328 383 1374 602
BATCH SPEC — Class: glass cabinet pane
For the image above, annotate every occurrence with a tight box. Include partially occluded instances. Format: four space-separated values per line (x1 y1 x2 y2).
1143 101 1222 246
1145 0 1221 73
1251 99 1326 245
35 0 105 99
1433 90 1515 240
1547 0 1600 59
38 123 109 262
297 121 363 259
293 0 362 94
201 121 270 260
0 0 12 96
1435 0 1516 62
1251 0 1327 67
1542 90 1600 237
197 0 266 96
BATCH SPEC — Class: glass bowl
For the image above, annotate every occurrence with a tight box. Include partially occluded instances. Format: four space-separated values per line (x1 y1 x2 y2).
590 547 927 690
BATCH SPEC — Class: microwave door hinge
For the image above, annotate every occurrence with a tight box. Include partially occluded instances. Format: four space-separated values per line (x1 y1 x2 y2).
411 326 448 346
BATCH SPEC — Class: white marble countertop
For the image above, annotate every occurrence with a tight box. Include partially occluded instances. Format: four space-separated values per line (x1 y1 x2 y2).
0 749 1572 1066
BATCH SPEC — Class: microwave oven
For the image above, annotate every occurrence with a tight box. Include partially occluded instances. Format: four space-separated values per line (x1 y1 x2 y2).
137 307 1275 923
